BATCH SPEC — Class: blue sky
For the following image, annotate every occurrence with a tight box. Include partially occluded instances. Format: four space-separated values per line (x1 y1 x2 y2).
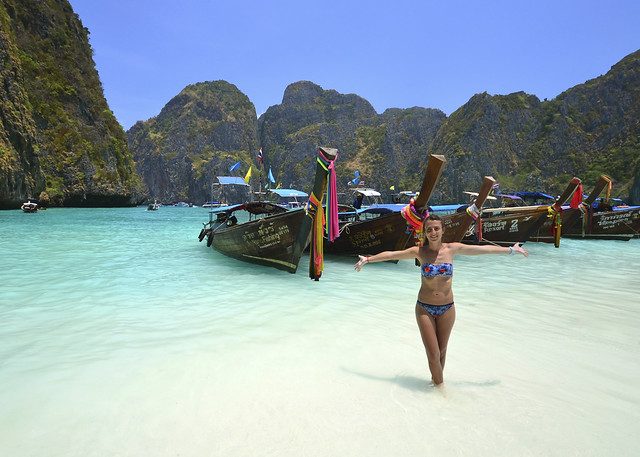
70 0 639 131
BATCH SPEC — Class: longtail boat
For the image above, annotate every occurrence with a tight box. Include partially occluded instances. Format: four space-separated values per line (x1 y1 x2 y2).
563 205 640 240
322 154 447 256
560 177 640 240
198 147 338 274
458 177 582 247
441 176 497 242
527 175 614 242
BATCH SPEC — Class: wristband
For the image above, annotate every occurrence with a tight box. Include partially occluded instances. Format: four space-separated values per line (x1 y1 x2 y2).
509 246 514 255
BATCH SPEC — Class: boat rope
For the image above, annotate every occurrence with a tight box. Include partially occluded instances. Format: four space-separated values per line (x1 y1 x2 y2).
465 202 483 242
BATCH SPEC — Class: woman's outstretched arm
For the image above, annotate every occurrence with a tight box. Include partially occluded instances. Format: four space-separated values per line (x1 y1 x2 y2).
451 242 529 258
354 246 420 271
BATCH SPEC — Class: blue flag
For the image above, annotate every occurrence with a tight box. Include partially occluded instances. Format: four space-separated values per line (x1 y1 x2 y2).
230 161 241 172
268 168 276 183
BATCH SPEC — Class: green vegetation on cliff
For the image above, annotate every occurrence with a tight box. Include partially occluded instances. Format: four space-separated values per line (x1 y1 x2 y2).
127 81 259 204
0 0 143 208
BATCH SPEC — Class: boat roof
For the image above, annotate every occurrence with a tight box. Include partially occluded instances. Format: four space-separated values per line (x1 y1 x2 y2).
463 191 497 200
514 191 554 200
217 176 249 186
430 204 465 212
209 201 289 215
497 194 522 200
354 188 381 197
270 189 308 198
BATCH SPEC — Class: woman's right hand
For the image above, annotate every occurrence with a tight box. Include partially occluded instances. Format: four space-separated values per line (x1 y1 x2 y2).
354 255 368 272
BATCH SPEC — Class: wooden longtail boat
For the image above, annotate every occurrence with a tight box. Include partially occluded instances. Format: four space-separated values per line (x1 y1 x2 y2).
528 175 615 242
563 205 640 240
322 154 447 256
560 176 640 240
198 147 338 274
441 176 497 243
458 177 582 247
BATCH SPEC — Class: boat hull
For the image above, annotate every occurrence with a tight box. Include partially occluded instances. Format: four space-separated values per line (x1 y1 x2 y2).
323 212 412 256
210 209 309 273
456 209 547 246
562 207 640 240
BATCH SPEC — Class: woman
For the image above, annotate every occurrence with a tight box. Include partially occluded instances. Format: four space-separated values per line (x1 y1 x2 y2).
354 214 529 386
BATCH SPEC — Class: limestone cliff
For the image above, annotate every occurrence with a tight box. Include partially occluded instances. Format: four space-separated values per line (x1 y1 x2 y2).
0 0 143 209
127 81 259 204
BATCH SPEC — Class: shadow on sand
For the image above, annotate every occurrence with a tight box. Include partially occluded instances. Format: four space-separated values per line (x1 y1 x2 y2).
342 367 500 392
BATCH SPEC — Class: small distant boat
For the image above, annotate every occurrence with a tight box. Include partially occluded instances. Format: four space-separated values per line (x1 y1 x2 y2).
147 200 159 211
198 147 338 277
21 199 38 213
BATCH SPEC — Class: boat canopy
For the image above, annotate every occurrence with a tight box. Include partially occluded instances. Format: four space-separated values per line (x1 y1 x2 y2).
270 189 308 198
463 191 497 200
354 188 381 197
514 191 554 200
209 201 288 216
498 194 522 201
217 176 249 186
431 204 465 212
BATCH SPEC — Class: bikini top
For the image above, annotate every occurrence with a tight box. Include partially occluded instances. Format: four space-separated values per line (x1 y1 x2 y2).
421 262 453 278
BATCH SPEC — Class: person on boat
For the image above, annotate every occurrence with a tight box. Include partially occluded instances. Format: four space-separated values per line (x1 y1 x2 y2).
353 193 364 209
353 213 529 387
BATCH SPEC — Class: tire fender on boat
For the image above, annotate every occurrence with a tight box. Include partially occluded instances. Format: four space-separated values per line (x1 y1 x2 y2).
198 228 207 242
206 231 214 247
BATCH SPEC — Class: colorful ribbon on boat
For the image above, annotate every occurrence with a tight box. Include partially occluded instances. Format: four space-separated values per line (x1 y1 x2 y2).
401 197 428 245
569 183 583 210
605 179 612 204
466 202 483 242
308 148 338 280
325 159 339 242
547 204 563 248
307 191 325 277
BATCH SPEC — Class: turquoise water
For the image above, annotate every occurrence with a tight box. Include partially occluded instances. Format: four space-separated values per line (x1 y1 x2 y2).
1 207 639 456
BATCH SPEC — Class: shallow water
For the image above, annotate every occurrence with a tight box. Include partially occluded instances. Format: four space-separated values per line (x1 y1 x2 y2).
1 207 639 456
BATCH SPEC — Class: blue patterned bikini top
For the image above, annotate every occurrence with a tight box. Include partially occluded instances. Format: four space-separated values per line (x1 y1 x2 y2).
421 262 453 278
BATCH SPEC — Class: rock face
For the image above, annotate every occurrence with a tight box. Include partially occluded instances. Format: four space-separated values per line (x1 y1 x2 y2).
258 82 447 199
127 81 259 204
0 0 143 209
426 51 640 202
3 0 638 208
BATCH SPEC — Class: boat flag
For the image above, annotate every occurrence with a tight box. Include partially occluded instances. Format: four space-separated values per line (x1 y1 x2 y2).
268 167 275 183
244 166 252 184
390 185 395 191
258 148 263 165
230 161 241 172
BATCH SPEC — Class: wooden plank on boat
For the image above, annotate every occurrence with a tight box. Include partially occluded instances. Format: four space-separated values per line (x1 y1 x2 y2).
413 154 446 210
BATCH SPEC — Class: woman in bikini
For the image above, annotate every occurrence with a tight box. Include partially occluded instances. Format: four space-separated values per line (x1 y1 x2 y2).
354 213 529 386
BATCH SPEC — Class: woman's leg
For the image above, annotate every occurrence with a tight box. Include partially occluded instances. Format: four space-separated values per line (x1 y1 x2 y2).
415 305 444 384
435 305 456 372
